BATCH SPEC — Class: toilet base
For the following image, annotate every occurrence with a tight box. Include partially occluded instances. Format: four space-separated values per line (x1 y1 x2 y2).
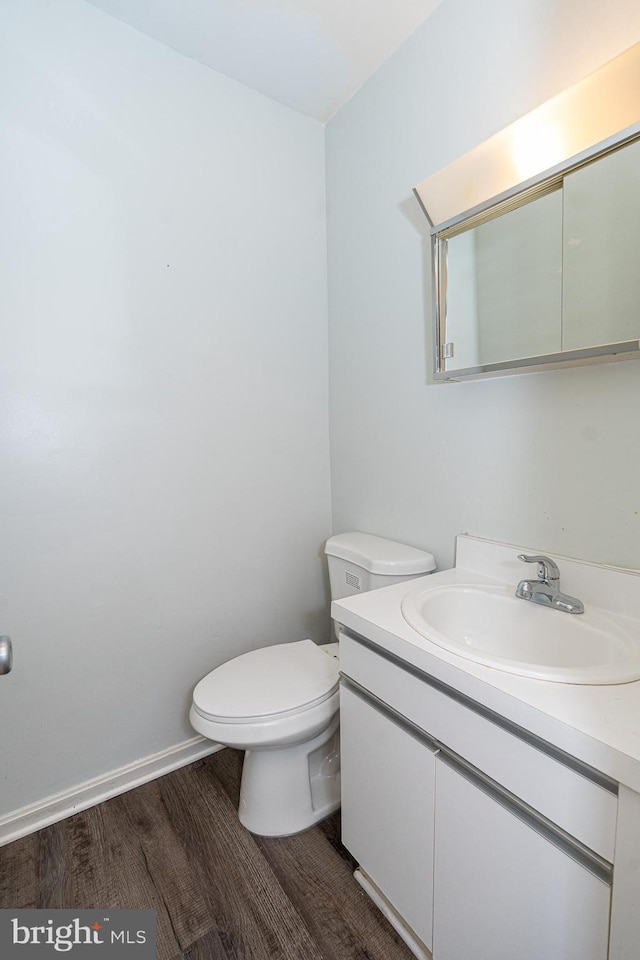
238 713 341 836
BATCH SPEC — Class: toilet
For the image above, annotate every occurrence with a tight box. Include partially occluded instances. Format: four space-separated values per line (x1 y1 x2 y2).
189 532 436 837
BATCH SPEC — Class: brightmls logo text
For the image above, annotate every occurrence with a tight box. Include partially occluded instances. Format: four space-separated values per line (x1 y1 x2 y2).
13 918 106 951
0 910 156 958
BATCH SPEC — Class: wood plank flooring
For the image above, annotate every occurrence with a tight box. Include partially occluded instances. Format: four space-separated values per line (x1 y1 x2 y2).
0 749 415 960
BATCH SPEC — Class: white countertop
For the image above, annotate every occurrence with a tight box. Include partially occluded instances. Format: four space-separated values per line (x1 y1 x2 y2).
332 536 640 793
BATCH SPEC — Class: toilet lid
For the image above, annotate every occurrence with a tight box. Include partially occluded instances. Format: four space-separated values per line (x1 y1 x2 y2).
192 639 339 722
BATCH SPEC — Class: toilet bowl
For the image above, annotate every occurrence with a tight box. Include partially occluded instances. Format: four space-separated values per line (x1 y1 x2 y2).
190 639 341 836
190 532 436 837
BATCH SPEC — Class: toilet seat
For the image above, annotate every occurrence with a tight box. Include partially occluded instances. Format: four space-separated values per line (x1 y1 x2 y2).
192 639 339 724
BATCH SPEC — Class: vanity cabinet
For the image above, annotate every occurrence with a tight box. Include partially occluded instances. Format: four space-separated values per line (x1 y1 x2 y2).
339 629 616 960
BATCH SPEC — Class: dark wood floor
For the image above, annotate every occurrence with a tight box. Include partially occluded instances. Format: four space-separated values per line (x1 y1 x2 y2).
0 749 415 960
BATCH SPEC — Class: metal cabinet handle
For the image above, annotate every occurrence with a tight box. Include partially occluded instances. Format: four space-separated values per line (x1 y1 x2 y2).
0 637 13 675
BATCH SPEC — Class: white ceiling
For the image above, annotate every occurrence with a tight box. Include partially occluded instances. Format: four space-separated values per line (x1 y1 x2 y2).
82 0 445 121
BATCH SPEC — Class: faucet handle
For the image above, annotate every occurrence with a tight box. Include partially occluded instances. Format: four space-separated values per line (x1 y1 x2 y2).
517 554 560 582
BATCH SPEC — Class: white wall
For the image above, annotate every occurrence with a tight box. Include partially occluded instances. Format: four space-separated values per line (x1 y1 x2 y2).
326 0 640 573
0 0 331 819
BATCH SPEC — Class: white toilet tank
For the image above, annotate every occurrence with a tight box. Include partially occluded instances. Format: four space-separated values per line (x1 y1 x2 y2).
325 532 436 624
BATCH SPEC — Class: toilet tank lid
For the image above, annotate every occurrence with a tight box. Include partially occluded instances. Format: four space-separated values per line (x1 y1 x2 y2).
324 532 436 576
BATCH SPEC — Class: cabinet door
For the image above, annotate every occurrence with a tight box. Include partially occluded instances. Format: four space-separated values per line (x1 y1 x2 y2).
433 758 611 960
340 684 436 950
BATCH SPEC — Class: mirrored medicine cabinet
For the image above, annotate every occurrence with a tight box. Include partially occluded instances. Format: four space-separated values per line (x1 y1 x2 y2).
414 43 640 381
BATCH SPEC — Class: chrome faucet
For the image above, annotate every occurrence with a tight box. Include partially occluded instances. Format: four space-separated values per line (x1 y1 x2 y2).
515 554 584 614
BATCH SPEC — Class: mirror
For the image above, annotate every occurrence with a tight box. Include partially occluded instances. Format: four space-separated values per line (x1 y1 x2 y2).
431 133 640 379
562 137 640 351
442 189 562 370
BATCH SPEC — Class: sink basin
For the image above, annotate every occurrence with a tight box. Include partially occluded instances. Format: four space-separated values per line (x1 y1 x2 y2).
401 582 640 684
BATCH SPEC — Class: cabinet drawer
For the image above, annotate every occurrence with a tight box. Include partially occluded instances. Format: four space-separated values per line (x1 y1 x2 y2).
340 631 618 862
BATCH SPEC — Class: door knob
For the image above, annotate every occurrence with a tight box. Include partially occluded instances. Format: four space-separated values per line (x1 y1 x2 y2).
0 637 13 675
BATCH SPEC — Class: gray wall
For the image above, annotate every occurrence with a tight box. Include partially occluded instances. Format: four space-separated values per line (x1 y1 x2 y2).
0 0 331 818
326 0 640 572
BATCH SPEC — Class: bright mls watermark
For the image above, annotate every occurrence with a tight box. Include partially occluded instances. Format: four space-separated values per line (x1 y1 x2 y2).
0 910 156 957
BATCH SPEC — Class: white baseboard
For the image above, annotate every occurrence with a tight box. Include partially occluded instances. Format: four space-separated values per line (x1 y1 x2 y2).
0 736 223 847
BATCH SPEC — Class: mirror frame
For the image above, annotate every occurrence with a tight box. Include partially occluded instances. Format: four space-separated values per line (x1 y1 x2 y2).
425 124 640 380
